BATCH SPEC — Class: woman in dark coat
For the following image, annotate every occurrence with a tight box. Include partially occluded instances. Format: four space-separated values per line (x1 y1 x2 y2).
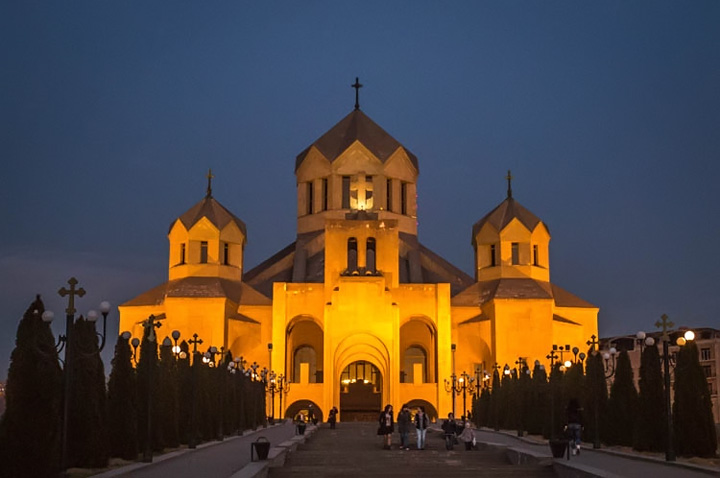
378 404 394 449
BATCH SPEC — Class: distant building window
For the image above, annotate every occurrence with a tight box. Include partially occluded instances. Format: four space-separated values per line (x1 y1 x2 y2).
511 243 519 265
401 182 408 215
342 176 351 209
294 346 317 383
307 181 314 215
223 243 229 265
490 244 496 267
701 348 711 361
533 244 539 266
200 241 208 264
703 365 713 378
180 243 186 264
386 178 393 212
321 178 328 211
347 237 358 271
367 238 376 272
402 346 427 383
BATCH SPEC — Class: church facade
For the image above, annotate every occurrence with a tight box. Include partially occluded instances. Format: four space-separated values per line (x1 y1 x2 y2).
119 106 598 421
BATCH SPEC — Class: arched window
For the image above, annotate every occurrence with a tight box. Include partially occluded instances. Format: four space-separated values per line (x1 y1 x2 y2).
293 345 317 383
347 237 358 271
402 346 427 383
366 238 376 273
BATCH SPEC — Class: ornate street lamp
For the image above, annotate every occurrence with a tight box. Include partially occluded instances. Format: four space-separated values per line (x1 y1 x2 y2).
263 369 277 424
140 314 162 463
443 344 458 416
276 374 291 421
456 371 476 421
41 277 110 475
187 333 204 449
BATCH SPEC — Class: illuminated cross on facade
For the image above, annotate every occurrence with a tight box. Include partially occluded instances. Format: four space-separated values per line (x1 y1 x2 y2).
506 170 513 199
206 168 214 198
59 277 85 316
351 77 363 110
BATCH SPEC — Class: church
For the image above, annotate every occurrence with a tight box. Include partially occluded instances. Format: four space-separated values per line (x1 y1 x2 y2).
118 91 599 421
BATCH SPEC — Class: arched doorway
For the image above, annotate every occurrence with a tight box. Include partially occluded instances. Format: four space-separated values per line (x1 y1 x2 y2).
339 360 382 421
285 399 324 423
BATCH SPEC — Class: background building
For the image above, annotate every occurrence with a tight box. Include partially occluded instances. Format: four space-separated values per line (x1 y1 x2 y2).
600 327 719 426
119 105 599 421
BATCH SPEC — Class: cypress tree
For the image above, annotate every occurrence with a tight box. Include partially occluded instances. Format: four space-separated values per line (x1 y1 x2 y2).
67 317 108 468
489 368 501 431
477 386 491 428
106 333 138 460
561 359 585 438
606 349 637 446
673 341 717 457
547 363 564 439
136 321 162 453
633 343 665 452
158 340 179 449
0 296 62 478
177 341 191 444
527 363 547 435
584 352 608 446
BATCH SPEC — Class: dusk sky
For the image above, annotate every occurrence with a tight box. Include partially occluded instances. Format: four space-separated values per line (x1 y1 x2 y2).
2 2 719 379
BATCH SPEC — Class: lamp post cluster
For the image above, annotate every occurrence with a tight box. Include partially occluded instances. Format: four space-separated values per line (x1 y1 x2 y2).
41 277 111 474
261 369 291 423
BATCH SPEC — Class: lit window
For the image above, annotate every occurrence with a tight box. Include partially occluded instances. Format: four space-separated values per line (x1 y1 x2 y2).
511 243 519 265
223 243 229 265
701 348 712 361
386 178 393 212
180 243 186 265
342 176 350 209
307 182 314 215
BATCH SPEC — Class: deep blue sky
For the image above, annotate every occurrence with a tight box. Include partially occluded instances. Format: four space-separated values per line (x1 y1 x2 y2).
2 2 719 379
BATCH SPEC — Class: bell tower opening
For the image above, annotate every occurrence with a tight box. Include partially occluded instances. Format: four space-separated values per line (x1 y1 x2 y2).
339 360 382 421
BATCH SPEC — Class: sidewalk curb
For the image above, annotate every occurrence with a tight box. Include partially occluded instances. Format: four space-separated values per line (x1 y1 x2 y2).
230 424 318 478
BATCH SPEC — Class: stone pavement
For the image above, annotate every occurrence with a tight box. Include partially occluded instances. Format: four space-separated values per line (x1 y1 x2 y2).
269 422 554 477
92 421 298 478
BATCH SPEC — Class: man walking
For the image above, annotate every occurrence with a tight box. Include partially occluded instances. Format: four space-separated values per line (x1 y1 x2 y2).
414 406 429 450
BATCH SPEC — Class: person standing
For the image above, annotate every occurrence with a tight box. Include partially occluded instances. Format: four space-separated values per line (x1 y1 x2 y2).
566 398 583 455
397 404 411 450
414 406 429 450
441 412 457 450
457 421 476 451
378 404 394 449
328 406 338 429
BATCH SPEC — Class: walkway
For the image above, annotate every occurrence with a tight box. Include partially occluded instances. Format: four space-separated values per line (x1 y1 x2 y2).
269 422 554 478
93 421 297 478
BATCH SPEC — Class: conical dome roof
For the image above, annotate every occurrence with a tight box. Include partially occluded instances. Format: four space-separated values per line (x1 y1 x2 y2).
295 109 418 172
171 195 246 235
472 197 544 238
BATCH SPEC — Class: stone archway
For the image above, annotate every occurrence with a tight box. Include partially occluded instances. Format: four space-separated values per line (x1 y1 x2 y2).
339 360 382 421
285 399 324 423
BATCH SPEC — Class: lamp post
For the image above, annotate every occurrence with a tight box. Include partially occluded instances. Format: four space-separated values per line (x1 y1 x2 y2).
456 371 476 421
586 334 617 449
655 314 676 462
187 333 204 449
276 374 291 421
545 349 560 439
41 277 110 475
263 369 277 424
443 344 457 416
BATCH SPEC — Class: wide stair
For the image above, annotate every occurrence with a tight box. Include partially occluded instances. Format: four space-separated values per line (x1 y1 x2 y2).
269 422 555 477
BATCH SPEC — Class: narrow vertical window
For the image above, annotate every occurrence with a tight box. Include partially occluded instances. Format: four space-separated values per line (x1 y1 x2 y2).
511 242 519 265
200 241 208 264
490 244 496 267
401 182 408 215
342 176 350 209
386 178 393 212
223 242 229 265
533 245 539 266
366 238 376 273
365 175 373 209
347 238 358 271
321 177 328 211
180 243 186 264
306 182 314 215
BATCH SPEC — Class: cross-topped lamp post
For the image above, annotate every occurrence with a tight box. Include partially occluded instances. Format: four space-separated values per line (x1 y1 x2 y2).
187 333 204 449
141 314 162 463
656 313 676 462
40 277 110 475
276 373 291 421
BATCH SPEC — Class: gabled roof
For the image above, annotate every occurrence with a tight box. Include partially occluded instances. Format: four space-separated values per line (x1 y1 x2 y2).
121 277 269 307
171 196 247 236
471 197 544 238
451 278 596 309
295 109 419 172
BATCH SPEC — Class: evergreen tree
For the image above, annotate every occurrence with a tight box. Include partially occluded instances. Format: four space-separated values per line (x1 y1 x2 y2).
673 341 717 457
106 333 137 460
560 360 585 438
547 363 564 439
527 362 547 435
489 368 501 431
158 339 179 448
0 296 62 478
633 344 665 452
477 387 491 428
584 351 608 446
606 349 637 446
136 320 162 453
67 317 108 468
177 341 191 444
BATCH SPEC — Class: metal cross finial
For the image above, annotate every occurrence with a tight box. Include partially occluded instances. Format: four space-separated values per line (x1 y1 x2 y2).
58 277 85 315
206 168 214 198
188 333 204 354
655 313 674 341
351 77 363 110
586 334 599 353
506 170 513 199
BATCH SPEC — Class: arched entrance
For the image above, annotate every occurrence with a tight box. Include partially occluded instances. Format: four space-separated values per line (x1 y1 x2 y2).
339 360 382 421
286 399 324 423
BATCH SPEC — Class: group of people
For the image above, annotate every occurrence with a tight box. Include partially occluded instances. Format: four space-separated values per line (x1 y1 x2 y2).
440 412 476 450
379 404 458 451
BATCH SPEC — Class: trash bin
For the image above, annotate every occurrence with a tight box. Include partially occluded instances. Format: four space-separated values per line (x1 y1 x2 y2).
549 439 568 459
251 436 271 461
